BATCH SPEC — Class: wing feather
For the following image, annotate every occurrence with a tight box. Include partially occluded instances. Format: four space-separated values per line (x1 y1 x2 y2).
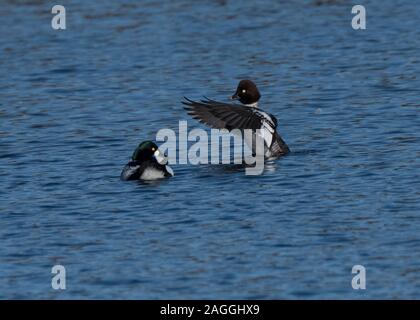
182 97 276 132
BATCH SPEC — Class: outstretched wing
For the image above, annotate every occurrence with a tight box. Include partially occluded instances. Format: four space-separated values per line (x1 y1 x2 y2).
182 97 277 135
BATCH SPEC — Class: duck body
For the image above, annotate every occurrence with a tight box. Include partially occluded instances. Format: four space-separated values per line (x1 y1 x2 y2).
121 141 173 181
183 79 290 158
121 160 173 181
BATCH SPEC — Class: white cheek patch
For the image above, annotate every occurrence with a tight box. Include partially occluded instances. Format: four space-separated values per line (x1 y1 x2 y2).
154 150 167 165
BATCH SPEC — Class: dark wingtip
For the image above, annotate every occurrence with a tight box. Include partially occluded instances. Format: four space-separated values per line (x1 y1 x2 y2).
183 96 194 102
182 97 197 112
182 96 197 107
202 96 219 104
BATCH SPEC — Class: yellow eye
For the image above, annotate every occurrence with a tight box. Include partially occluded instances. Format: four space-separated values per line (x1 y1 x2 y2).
152 148 155 151
242 89 246 93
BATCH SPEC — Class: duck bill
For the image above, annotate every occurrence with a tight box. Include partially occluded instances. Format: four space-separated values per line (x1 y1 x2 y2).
231 93 239 100
154 149 167 165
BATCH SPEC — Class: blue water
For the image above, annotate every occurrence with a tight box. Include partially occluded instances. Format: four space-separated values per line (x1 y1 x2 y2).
1 0 419 299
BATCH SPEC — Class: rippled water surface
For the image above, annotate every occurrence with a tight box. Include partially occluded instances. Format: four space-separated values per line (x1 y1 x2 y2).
1 0 419 299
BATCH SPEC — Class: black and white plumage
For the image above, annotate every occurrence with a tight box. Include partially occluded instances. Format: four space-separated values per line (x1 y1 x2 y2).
121 141 173 181
121 159 173 181
182 80 290 158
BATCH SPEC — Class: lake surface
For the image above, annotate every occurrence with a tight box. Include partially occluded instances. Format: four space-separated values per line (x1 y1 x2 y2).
0 0 419 299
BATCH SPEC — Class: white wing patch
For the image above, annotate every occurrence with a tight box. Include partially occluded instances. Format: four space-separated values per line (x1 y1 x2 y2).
256 110 276 127
254 110 276 147
260 123 273 147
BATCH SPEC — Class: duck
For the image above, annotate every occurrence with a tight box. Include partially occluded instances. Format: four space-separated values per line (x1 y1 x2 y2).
182 79 290 158
120 141 173 181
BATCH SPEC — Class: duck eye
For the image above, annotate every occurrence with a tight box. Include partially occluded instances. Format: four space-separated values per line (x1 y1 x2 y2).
242 89 246 93
152 148 156 151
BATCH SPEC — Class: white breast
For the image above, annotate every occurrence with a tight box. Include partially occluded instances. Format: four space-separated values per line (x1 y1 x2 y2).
140 167 166 180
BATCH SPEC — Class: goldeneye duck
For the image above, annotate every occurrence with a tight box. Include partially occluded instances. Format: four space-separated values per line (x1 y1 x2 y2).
120 141 174 181
182 79 290 158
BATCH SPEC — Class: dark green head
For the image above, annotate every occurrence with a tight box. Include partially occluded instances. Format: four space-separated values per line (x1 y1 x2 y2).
132 141 159 161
